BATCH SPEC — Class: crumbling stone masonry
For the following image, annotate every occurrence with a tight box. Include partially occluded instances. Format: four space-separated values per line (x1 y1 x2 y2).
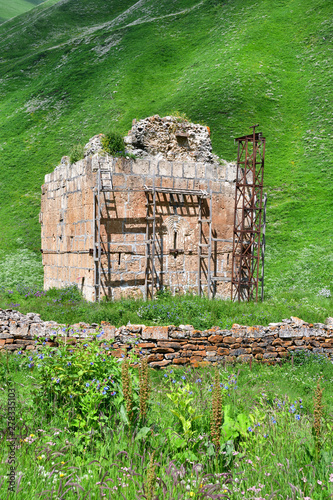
40 116 236 301
1 310 332 367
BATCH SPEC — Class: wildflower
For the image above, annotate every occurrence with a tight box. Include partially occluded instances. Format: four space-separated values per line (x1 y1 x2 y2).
56 378 60 383
271 418 277 424
86 383 90 387
172 380 176 384
67 362 71 366
181 375 186 380
329 474 333 483
196 378 202 383
90 362 94 365
264 434 268 438
247 427 253 432
164 374 168 378
59 473 65 478
69 395 73 398
295 414 301 420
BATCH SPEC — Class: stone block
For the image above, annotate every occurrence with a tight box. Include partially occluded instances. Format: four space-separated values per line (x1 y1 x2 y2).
172 162 183 177
137 342 156 348
217 348 230 356
173 358 189 364
100 325 116 340
147 353 163 362
230 348 250 356
142 326 169 340
208 335 225 343
238 354 252 363
156 341 182 349
9 322 29 337
152 347 174 354
157 161 171 176
279 352 290 358
205 351 217 357
0 333 13 339
252 347 264 355
263 352 278 359
165 353 179 359
149 360 171 368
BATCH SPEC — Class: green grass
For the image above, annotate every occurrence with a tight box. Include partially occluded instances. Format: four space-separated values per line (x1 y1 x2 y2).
1 346 333 498
0 0 48 23
0 0 332 298
0 285 332 328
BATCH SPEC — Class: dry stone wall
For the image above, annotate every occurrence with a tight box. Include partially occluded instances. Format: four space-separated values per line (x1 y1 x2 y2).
1 310 332 367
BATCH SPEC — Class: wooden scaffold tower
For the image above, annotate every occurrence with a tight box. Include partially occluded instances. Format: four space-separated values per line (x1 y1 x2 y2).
231 125 266 302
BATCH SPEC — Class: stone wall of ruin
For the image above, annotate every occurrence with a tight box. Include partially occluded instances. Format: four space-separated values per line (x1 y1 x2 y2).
1 310 333 367
41 155 236 301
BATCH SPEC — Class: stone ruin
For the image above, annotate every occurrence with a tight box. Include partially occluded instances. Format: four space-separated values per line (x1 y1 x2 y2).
124 115 219 163
40 115 237 301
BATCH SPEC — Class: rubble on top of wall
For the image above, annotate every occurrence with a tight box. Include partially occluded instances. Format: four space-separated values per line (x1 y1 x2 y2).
124 115 220 163
84 134 104 158
81 116 222 164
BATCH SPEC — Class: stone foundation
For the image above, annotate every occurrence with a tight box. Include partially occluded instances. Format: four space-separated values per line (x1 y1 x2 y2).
1 310 332 367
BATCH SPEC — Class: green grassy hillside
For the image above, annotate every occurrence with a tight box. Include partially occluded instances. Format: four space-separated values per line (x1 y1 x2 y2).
0 0 332 297
0 0 48 23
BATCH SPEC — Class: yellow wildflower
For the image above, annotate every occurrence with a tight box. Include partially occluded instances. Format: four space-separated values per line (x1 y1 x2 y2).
59 473 65 478
30 434 35 438
60 461 65 465
37 456 43 460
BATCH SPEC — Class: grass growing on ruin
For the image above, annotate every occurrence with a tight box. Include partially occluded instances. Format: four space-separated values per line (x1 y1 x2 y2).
1 342 333 499
0 0 332 297
0 285 332 329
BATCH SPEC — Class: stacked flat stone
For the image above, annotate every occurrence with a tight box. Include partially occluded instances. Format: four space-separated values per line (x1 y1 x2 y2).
0 309 332 367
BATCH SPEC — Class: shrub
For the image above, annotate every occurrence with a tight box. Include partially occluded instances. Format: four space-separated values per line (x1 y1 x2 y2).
101 131 125 155
31 329 139 431
69 143 85 164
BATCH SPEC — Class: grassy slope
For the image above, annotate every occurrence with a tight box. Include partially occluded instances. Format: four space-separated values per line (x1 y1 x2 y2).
0 0 48 23
0 0 332 296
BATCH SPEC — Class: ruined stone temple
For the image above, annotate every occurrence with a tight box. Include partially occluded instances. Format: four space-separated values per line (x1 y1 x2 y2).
40 115 237 302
